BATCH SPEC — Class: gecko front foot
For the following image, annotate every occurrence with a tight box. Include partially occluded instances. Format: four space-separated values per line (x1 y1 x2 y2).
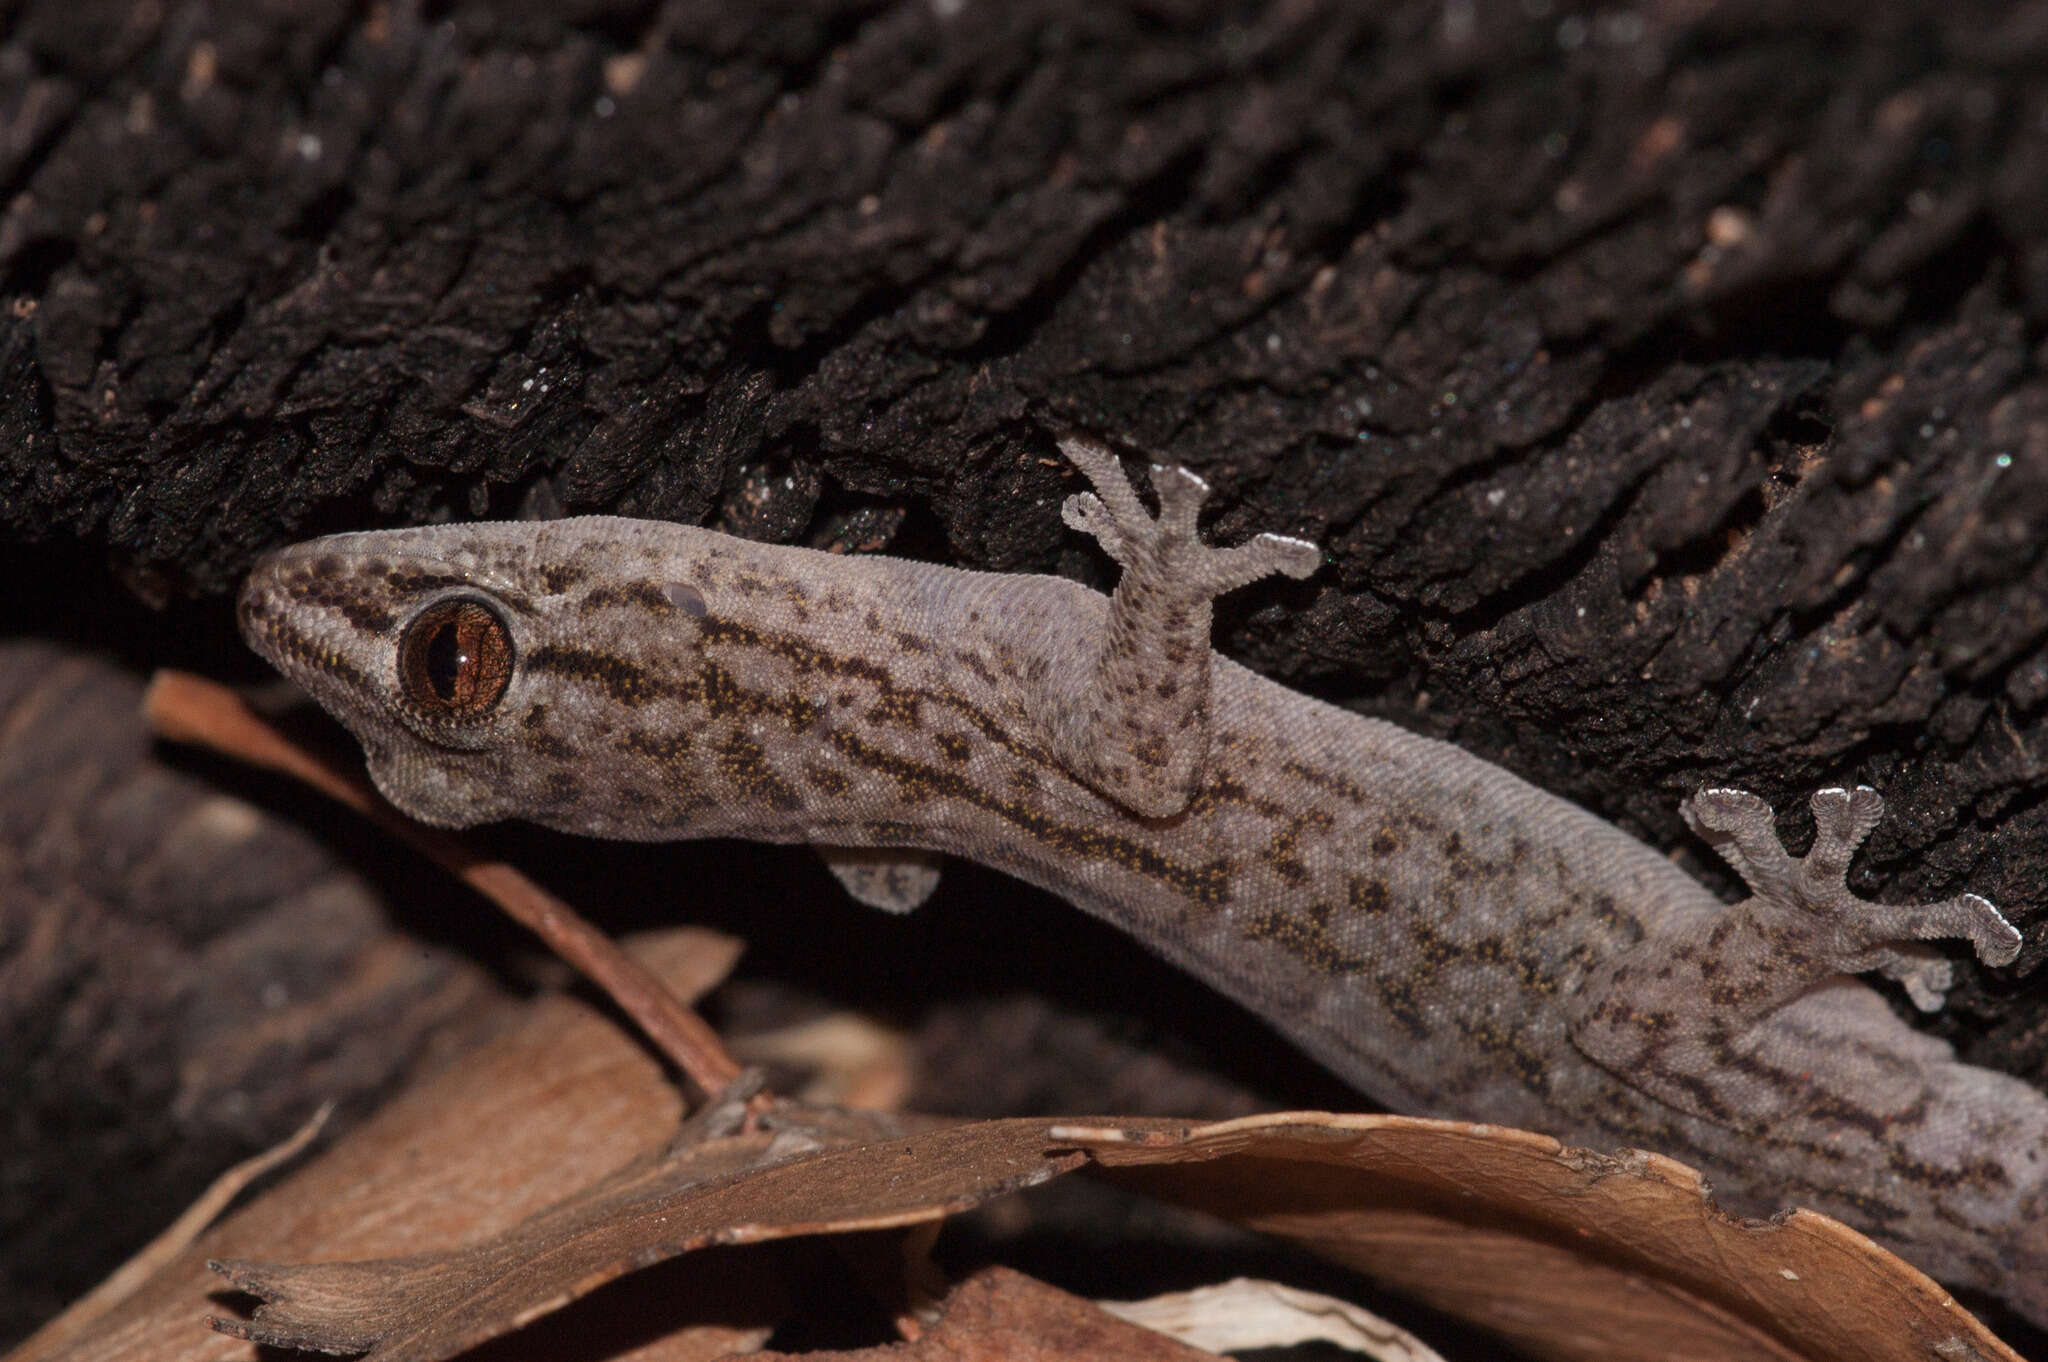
1040 436 1320 818
1058 437 1321 591
1682 785 2021 1009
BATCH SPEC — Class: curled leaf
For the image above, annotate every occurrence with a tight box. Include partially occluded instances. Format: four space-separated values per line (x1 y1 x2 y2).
1073 1114 2025 1362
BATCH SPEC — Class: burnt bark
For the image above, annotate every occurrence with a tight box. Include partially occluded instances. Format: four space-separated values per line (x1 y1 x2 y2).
5 0 2048 1348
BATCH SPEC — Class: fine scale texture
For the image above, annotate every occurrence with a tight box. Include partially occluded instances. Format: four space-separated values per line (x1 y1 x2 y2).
238 436 2048 1327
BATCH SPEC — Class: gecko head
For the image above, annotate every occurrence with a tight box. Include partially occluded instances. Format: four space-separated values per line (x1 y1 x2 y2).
237 517 720 833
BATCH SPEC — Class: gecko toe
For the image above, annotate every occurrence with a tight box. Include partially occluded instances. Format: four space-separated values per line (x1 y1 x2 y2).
1682 787 1770 835
1808 785 1884 867
1256 533 1322 579
1962 893 2023 965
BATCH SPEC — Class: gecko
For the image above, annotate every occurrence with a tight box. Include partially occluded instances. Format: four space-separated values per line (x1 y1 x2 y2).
237 435 2048 1328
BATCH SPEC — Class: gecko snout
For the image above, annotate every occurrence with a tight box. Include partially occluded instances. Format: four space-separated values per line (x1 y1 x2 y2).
234 558 282 650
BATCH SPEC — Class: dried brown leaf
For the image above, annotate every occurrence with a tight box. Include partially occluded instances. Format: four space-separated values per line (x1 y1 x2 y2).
21 928 745 1362
195 1108 2029 1362
1074 1114 2025 1362
28 1019 2031 1362
208 1116 1090 1360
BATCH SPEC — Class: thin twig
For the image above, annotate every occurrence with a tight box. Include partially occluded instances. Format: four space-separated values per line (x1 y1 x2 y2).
143 670 744 1101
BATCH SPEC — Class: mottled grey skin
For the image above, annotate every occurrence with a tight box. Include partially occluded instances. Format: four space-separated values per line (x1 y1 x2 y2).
239 438 2048 1325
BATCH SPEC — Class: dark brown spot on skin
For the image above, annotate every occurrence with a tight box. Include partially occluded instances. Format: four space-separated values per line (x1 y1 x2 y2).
526 645 664 706
1281 759 1373 808
387 570 473 597
1349 877 1391 914
539 563 587 593
519 704 574 757
867 691 921 727
692 662 823 731
1440 829 1493 879
1265 858 1307 886
715 732 804 813
293 576 395 633
623 730 694 762
1373 974 1430 1040
581 580 679 613
1240 900 1371 974
540 772 584 807
1258 806 1333 886
935 732 972 763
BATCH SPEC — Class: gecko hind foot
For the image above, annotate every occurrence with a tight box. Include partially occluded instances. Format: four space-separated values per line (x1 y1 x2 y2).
1058 436 1320 592
1681 785 2021 1008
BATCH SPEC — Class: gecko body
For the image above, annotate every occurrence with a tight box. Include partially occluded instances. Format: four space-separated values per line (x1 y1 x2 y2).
239 438 2048 1326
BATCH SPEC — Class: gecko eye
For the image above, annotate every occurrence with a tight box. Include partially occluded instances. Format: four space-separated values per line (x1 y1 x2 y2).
398 599 513 717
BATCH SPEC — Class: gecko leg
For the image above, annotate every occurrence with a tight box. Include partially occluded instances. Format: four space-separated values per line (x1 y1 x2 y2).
1567 785 2020 1123
1047 436 1319 818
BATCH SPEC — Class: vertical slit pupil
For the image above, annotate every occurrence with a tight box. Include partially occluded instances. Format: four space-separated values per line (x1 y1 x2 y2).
426 618 465 701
